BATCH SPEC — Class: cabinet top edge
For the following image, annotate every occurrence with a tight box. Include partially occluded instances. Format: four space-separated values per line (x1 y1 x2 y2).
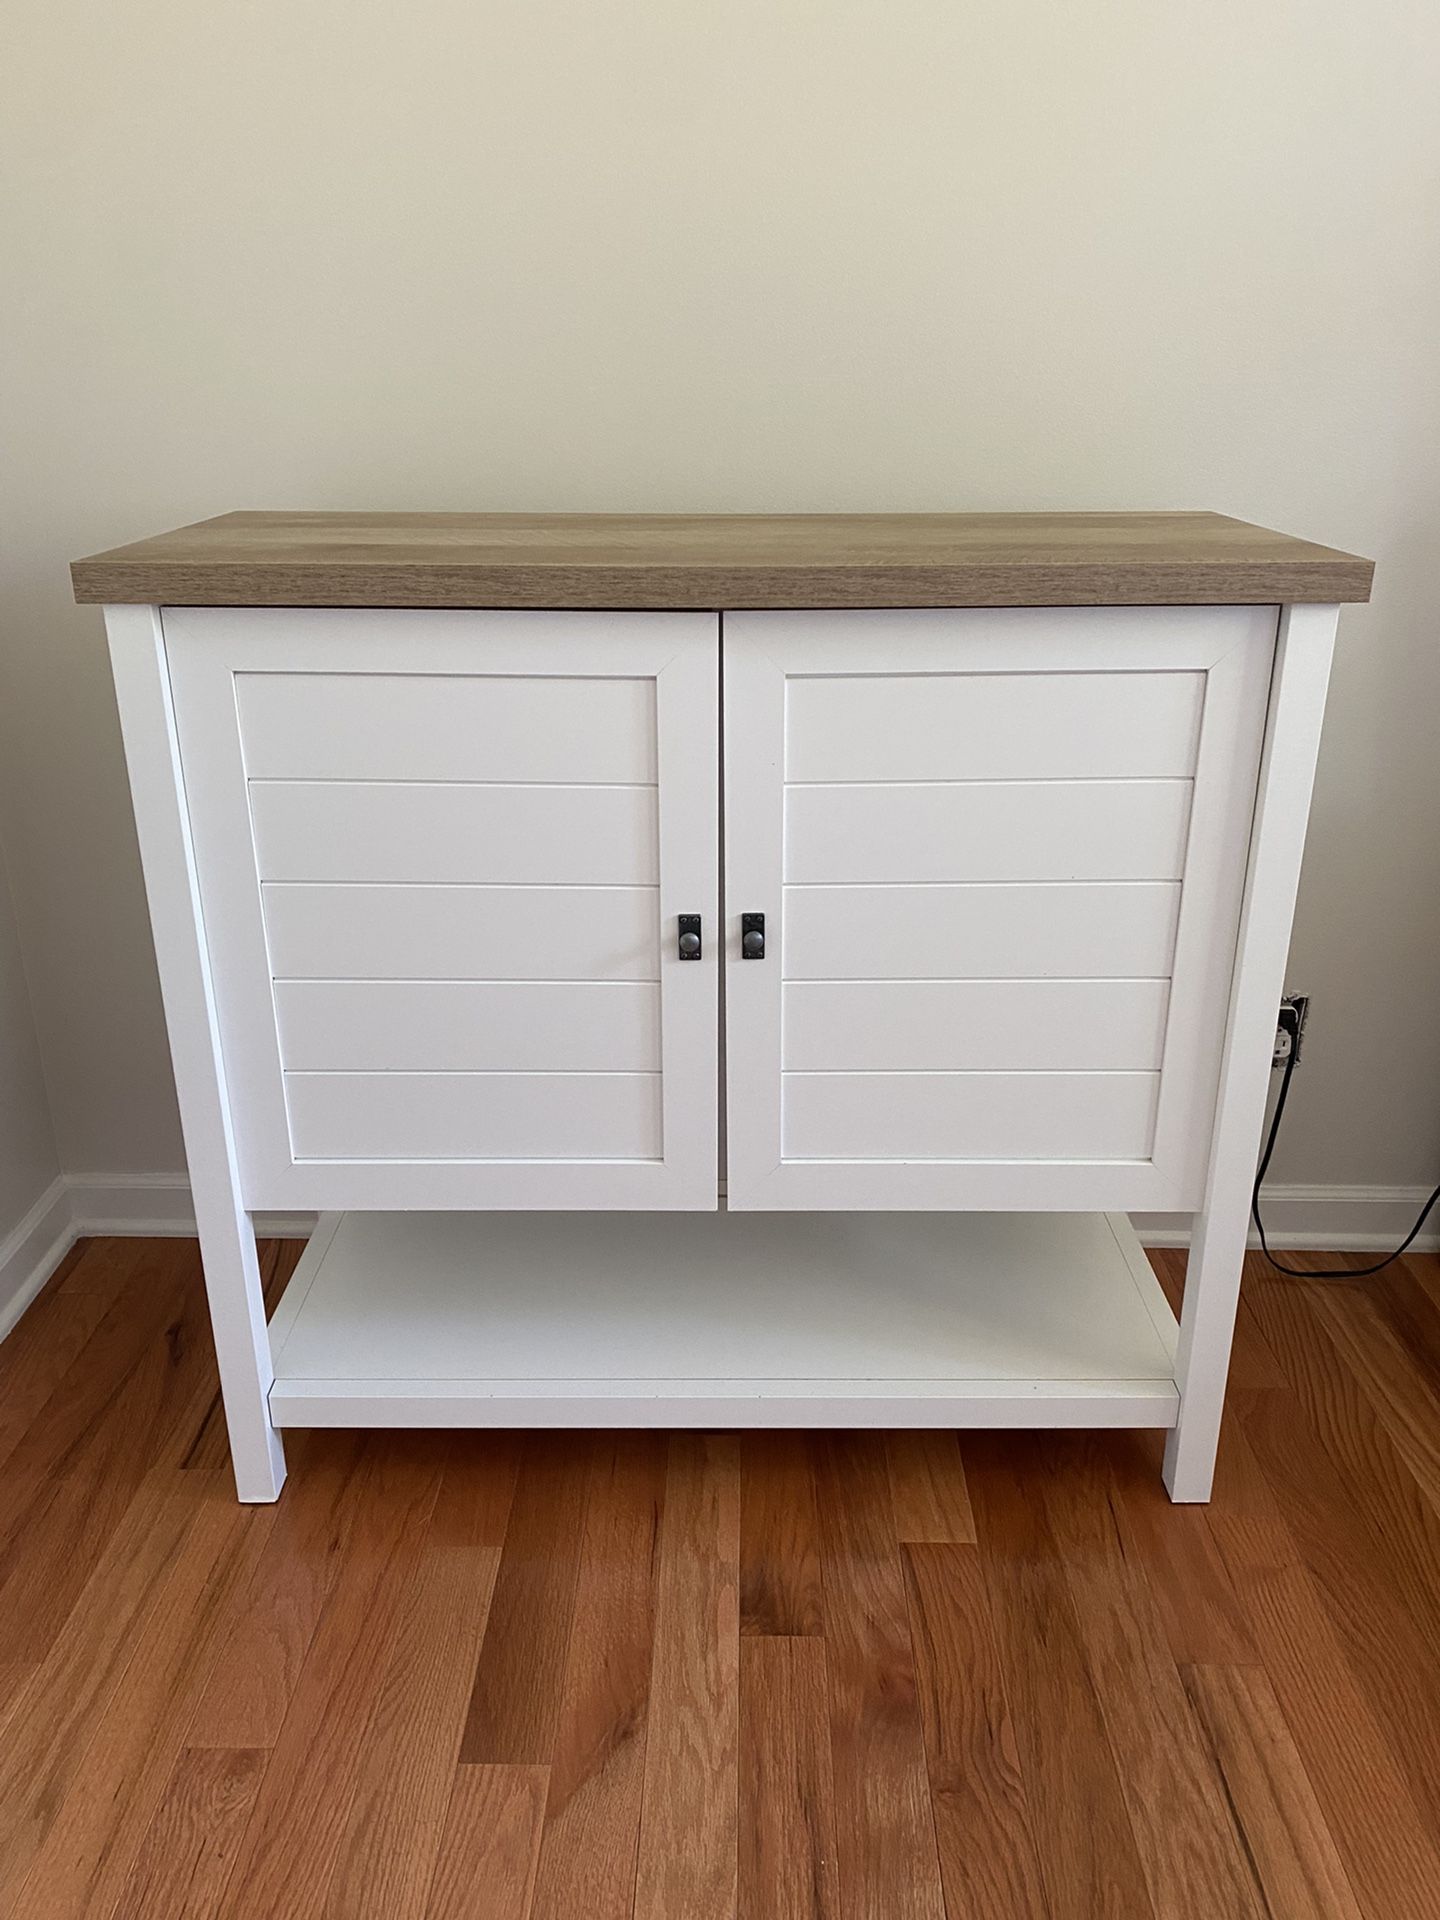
71 510 1374 608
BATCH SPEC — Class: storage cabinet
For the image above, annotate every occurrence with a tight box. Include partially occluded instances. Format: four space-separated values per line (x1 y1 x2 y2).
73 511 1372 1506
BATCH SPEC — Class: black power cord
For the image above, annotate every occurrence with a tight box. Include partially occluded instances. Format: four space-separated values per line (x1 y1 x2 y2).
1252 1043 1440 1278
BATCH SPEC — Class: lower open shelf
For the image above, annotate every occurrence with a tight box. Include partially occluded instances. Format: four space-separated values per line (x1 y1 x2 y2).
265 1209 1180 1430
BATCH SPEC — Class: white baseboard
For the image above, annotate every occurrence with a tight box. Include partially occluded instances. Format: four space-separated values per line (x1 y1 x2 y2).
1134 1183 1438 1252
65 1170 195 1236
65 1172 315 1240
63 1173 1440 1255
3 1173 1432 1349
0 1176 77 1343
0 1172 317 1348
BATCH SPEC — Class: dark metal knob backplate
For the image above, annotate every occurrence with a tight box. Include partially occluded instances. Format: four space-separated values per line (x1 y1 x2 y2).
677 914 702 961
742 912 765 959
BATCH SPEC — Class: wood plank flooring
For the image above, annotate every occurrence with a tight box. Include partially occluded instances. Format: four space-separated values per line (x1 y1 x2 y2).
1 1237 1439 1918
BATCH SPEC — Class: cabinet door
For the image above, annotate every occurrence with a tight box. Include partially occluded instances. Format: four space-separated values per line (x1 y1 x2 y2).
166 608 718 1210
723 607 1274 1211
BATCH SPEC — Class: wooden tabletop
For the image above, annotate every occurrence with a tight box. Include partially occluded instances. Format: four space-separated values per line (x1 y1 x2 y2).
71 511 1373 609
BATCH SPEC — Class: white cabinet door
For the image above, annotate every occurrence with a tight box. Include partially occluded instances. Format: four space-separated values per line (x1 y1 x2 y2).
723 607 1275 1211
166 608 719 1210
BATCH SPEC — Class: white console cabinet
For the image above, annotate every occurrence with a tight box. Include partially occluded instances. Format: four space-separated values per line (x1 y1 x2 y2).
74 512 1372 1504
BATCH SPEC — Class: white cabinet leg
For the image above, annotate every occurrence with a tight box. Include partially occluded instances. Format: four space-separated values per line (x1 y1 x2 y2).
106 604 285 1502
195 1201 286 1502
1163 1204 1247 1502
1163 604 1339 1502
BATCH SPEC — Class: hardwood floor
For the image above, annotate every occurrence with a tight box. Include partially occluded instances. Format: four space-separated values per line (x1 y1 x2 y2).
2 1237 1439 1918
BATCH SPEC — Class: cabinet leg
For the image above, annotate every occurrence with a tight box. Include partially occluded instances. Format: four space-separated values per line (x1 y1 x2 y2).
196 1204 286 1502
106 604 285 1502
1161 605 1340 1503
1162 1203 1245 1502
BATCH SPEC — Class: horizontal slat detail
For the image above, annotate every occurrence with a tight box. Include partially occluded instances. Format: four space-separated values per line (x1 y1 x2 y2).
237 672 656 783
785 671 1204 782
785 780 1191 883
284 1072 662 1161
262 884 658 981
782 1072 1159 1161
275 981 660 1072
782 883 1180 980
250 781 657 885
782 979 1171 1072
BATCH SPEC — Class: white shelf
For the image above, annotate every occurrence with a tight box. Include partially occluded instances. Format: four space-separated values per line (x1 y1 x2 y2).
266 1209 1180 1430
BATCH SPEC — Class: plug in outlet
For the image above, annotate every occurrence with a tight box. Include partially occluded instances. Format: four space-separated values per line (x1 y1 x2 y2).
1272 993 1309 1069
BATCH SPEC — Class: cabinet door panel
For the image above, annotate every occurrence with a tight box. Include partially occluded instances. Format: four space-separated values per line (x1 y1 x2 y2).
783 882 1181 980
284 1071 661 1162
238 670 655 782
786 665 1203 781
724 606 1274 1211
786 778 1192 884
782 980 1170 1073
275 981 659 1073
262 883 658 982
251 780 656 885
166 608 718 1210
782 1071 1159 1161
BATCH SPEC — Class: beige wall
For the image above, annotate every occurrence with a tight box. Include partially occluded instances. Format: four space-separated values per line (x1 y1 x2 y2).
0 833 60 1242
2 1 1438 1196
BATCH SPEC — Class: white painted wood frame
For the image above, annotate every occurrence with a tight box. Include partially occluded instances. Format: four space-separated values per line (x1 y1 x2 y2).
105 605 285 1501
98 589 1342 1509
1164 604 1340 1499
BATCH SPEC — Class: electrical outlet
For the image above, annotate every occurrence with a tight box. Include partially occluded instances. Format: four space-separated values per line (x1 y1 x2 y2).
1273 993 1310 1069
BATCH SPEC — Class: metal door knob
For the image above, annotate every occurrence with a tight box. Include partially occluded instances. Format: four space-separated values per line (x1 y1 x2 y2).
742 927 765 959
678 930 701 958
